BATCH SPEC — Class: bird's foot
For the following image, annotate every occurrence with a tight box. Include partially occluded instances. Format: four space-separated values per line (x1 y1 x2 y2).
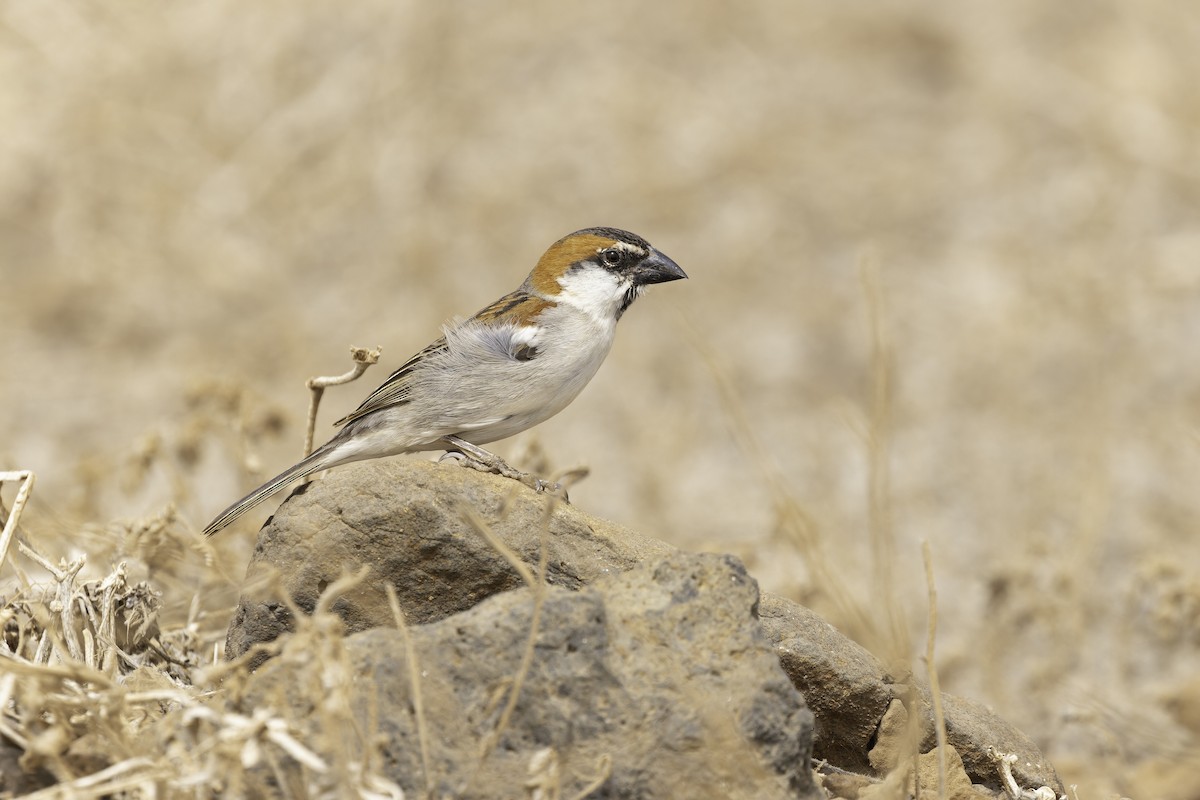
440 435 576 500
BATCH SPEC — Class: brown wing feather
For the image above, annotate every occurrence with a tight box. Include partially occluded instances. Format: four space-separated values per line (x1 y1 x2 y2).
473 289 554 325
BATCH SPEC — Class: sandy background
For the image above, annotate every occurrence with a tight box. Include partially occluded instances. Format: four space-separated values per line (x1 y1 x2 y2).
3 1 1199 795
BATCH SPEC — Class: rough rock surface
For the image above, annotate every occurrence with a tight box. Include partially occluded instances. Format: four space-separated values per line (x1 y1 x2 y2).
227 459 1062 795
244 551 819 799
941 692 1060 794
225 458 672 663
758 594 896 774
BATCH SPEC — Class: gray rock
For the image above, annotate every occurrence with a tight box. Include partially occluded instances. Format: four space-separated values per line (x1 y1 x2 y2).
225 459 1061 795
761 594 1062 792
941 692 1062 793
757 592 896 774
244 551 820 799
225 459 673 663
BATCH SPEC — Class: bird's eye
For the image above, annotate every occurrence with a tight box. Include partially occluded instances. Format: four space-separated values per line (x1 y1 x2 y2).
601 249 623 267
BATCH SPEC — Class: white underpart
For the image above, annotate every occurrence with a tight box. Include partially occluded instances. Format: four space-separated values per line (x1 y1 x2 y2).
554 264 632 328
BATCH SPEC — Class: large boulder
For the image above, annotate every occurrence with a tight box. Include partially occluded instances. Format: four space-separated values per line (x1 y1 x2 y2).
226 459 1062 796
225 458 672 662
243 551 819 799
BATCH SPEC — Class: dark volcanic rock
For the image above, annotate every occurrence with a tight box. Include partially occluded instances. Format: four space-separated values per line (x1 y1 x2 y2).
225 459 672 663
225 458 1061 796
244 551 820 799
757 593 896 774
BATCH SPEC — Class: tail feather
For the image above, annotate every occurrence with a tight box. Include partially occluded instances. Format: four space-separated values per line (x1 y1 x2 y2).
203 445 340 537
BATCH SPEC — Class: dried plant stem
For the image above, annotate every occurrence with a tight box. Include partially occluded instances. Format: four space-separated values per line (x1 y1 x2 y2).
22 757 163 800
680 312 869 636
458 503 537 587
18 540 88 662
311 564 371 616
472 494 558 787
482 523 549 757
923 540 947 800
0 673 27 749
859 256 905 656
570 754 613 800
989 748 1061 800
302 345 381 474
386 583 434 798
0 469 35 574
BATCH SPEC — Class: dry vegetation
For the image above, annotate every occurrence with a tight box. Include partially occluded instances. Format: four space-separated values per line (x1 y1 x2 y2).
2 0 1199 797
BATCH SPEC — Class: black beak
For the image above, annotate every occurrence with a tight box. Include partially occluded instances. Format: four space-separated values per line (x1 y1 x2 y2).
635 250 688 285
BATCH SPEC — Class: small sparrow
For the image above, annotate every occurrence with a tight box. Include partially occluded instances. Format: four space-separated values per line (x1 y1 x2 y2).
203 227 686 536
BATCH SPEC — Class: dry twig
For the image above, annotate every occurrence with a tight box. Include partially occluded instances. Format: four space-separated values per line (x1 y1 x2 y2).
303 345 382 462
387 582 433 798
989 748 1063 800
0 469 36 574
923 540 947 800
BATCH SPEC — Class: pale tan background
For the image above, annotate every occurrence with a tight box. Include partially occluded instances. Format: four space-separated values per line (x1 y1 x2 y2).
3 1 1199 794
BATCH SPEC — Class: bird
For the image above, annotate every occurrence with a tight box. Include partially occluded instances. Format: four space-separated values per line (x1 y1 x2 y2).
202 227 687 536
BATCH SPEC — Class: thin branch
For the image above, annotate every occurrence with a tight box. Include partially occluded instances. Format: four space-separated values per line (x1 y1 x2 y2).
386 583 434 798
923 540 947 800
457 503 537 587
570 754 613 800
474 494 557 774
303 346 381 461
0 470 35 575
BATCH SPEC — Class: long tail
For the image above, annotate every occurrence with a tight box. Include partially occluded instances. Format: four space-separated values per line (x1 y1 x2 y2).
203 443 344 537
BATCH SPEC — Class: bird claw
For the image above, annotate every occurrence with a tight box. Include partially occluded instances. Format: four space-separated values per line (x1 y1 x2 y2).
527 475 568 501
439 451 501 478
439 436 572 502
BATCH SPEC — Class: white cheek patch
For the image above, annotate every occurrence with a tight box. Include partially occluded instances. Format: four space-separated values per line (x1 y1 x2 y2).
556 267 630 322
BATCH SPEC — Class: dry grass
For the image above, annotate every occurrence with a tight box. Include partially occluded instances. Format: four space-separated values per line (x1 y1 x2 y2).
3 0 1200 796
0 528 408 796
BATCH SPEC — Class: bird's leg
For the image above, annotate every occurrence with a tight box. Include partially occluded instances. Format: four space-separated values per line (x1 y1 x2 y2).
439 435 566 497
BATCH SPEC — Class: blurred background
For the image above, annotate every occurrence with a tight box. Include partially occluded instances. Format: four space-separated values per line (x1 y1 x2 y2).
3 0 1199 794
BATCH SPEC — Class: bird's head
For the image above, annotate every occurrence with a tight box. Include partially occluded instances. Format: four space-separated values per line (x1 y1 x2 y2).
526 227 687 322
